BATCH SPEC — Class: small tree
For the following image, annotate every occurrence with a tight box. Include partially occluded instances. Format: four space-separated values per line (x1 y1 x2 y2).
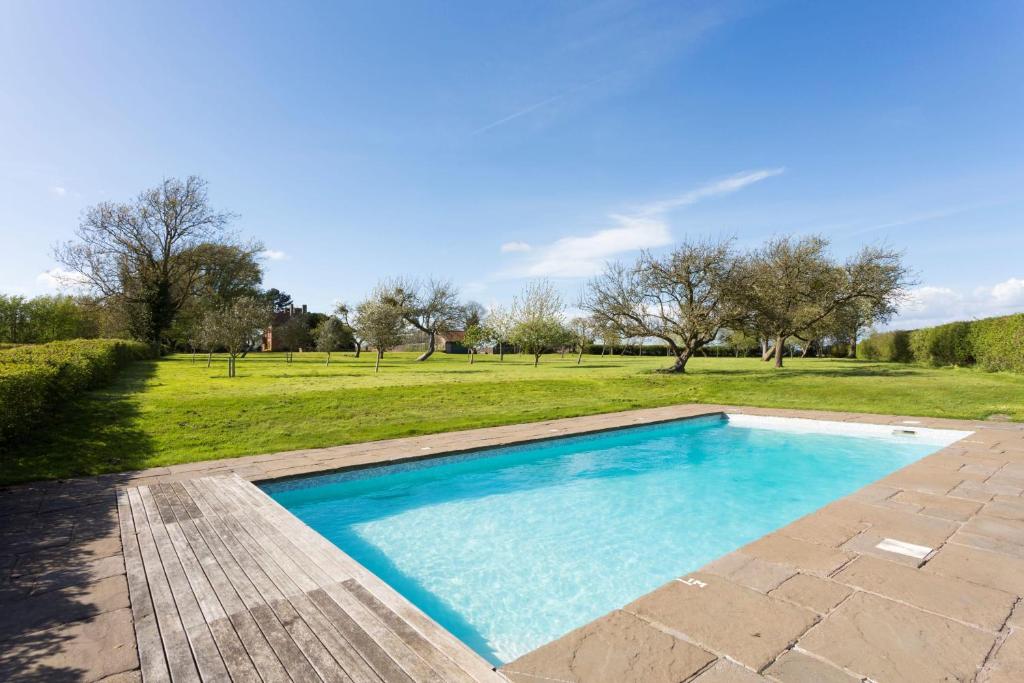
724 329 759 357
569 316 597 365
486 304 514 361
598 324 619 356
203 296 271 377
462 323 492 364
510 280 567 367
274 315 313 363
352 293 406 372
314 316 346 365
334 303 364 357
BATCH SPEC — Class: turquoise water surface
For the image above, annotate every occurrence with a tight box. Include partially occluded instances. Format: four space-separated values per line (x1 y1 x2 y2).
264 415 943 664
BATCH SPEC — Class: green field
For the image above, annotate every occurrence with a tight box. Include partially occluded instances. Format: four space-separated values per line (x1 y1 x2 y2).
3 351 1023 485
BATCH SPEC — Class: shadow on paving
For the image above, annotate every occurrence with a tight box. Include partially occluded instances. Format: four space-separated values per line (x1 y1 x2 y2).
0 471 143 680
1 361 158 487
0 363 158 678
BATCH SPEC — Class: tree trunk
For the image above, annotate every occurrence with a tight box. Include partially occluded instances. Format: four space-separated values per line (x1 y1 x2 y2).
849 329 858 358
761 344 775 362
325 352 331 366
469 350 474 364
774 336 785 368
416 334 435 361
498 342 504 361
207 351 213 368
375 349 382 373
354 342 361 358
534 353 540 367
577 347 583 365
800 341 812 358
191 350 196 364
663 349 691 373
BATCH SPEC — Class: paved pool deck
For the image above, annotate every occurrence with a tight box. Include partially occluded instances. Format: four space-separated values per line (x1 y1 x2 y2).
1 404 1023 682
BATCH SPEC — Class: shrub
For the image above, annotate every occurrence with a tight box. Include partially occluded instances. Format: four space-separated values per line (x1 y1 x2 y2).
970 314 1024 373
0 339 151 443
861 314 1024 373
859 330 913 362
910 322 974 367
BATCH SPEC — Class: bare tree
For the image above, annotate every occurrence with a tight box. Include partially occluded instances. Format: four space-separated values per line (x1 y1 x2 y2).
583 239 744 373
314 316 346 365
741 236 911 368
352 292 406 372
202 296 271 377
54 176 240 350
569 316 597 365
385 278 464 361
510 280 568 367
334 303 364 357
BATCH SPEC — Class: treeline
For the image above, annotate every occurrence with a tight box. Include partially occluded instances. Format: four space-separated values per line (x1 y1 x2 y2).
23 176 916 376
0 294 102 344
860 314 1024 372
0 339 152 443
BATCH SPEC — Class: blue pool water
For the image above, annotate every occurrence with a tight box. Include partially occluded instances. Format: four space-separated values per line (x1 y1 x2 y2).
264 414 956 664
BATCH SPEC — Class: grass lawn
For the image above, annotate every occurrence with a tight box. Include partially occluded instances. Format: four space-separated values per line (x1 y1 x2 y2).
3 351 1023 485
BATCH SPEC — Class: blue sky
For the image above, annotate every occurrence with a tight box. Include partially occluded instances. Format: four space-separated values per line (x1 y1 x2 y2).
2 0 1022 328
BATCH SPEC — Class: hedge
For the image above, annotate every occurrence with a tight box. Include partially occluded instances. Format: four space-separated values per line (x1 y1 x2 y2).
860 313 1024 372
970 314 1024 372
858 330 913 362
0 339 151 443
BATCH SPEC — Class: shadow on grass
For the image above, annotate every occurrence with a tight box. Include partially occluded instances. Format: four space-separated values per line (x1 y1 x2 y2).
0 361 158 486
686 365 921 379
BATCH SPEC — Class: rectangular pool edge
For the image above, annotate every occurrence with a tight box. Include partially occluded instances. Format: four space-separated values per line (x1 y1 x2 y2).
261 411 977 665
253 407 729 487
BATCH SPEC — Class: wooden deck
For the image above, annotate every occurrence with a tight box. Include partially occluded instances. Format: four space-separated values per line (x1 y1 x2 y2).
117 474 504 682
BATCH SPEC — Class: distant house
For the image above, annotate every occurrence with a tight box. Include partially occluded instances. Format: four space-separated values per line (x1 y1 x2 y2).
262 304 307 351
436 330 466 353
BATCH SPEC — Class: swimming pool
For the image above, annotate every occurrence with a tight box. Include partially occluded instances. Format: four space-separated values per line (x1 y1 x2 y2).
263 413 969 664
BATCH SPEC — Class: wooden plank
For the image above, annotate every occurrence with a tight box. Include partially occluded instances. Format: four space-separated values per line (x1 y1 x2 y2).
155 490 261 683
184 479 327 682
201 479 387 683
127 487 201 682
118 488 171 683
194 477 366 683
213 479 442 683
170 483 299 683
219 478 473 681
230 477 500 681
137 485 231 683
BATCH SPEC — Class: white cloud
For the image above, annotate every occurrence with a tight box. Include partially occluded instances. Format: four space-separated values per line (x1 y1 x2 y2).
36 268 88 291
888 277 1024 329
516 215 672 278
500 168 783 278
49 186 67 197
500 241 532 253
635 168 785 216
989 277 1024 306
260 249 287 261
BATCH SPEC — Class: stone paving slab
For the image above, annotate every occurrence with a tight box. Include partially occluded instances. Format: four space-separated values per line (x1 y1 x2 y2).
797 591 995 681
502 609 716 683
625 572 818 671
2 404 1023 681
